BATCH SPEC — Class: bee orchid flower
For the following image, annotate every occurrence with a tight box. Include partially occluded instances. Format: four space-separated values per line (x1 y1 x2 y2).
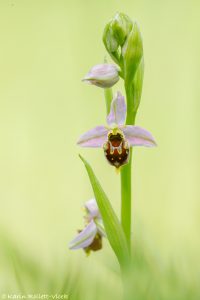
68 199 106 254
77 91 156 168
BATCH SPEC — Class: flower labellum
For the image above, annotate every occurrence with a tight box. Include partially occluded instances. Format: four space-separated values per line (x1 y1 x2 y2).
68 199 106 255
77 91 157 168
82 64 119 88
103 130 129 168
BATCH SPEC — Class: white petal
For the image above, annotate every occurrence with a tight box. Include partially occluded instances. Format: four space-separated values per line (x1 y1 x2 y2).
107 91 126 126
122 126 157 147
68 220 97 250
77 126 109 148
84 198 100 220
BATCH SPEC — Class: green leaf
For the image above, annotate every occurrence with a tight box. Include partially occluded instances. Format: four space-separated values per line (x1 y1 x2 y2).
79 155 130 268
122 22 143 86
131 56 144 113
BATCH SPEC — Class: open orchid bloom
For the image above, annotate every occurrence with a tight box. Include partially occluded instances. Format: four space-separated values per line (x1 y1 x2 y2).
82 64 119 88
77 91 157 168
68 199 106 254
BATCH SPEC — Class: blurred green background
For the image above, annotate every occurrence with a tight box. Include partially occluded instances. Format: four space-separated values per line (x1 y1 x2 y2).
0 0 200 299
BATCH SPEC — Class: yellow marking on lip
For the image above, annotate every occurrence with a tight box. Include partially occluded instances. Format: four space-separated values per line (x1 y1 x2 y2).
107 128 124 138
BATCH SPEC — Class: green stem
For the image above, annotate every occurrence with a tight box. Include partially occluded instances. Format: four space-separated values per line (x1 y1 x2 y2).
121 82 136 253
121 151 132 250
104 87 113 114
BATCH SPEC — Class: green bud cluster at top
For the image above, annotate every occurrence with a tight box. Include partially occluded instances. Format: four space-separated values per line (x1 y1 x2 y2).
103 13 133 54
103 12 144 120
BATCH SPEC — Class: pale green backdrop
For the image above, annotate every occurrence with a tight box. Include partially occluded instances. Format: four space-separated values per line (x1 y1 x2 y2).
0 0 199 298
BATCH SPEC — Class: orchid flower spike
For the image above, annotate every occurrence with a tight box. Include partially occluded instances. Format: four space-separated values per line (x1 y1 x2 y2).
77 91 157 168
82 64 119 88
68 199 106 255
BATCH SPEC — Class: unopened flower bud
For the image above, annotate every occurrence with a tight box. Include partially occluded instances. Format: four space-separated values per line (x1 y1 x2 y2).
103 22 119 53
82 64 119 88
111 12 133 46
103 13 133 57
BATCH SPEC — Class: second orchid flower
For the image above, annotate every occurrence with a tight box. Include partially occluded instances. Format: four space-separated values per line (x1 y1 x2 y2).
69 199 106 255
